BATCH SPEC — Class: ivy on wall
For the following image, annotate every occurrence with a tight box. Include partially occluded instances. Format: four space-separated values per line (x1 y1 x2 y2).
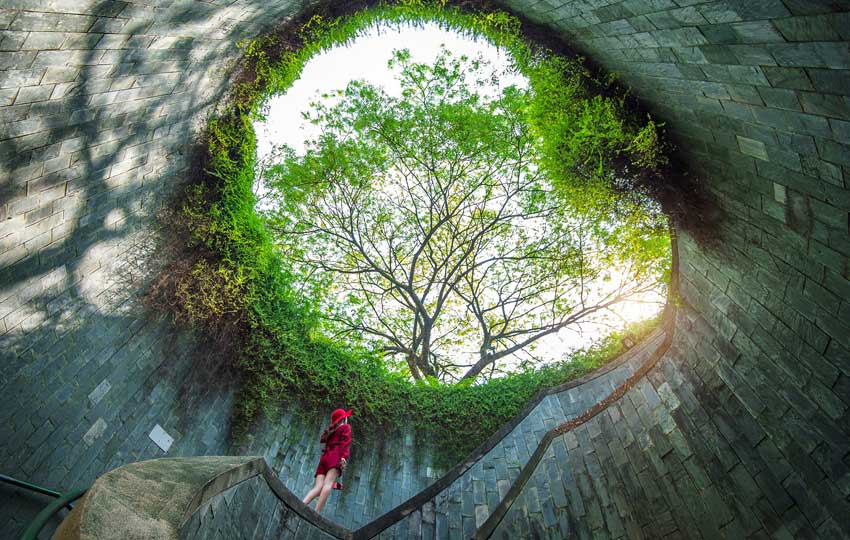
147 0 674 466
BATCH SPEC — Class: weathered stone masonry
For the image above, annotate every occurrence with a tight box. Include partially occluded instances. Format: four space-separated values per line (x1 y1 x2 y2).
0 1 442 537
0 1 308 534
179 475 341 540
485 0 850 538
1 1 849 539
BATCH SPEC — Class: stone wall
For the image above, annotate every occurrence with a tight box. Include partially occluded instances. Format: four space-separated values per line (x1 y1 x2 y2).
235 410 445 530
362 331 668 539
0 2 439 536
1 1 849 539
0 2 297 534
486 308 847 539
180 475 341 540
491 0 850 537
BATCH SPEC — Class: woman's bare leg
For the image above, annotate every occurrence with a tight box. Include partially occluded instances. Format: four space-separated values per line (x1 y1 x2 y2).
315 468 339 513
303 474 325 505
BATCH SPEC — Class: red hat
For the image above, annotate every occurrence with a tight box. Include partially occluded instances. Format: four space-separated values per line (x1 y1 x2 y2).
330 408 352 425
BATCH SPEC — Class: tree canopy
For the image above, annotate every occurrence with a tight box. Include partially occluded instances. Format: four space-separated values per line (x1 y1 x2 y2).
258 48 668 383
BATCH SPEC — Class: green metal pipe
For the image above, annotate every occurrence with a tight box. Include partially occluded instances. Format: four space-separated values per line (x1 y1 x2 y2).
19 488 87 540
0 474 62 499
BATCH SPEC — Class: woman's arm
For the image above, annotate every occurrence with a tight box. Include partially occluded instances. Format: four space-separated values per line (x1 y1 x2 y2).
338 424 352 460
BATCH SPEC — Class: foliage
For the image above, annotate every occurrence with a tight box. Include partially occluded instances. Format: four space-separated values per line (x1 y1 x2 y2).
524 57 668 210
151 0 672 467
261 48 667 383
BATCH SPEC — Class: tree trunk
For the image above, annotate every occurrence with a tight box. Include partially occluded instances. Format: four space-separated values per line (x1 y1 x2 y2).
416 325 437 378
460 352 492 382
406 352 423 381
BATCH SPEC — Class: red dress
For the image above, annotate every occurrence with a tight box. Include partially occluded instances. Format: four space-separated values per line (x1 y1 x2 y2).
315 423 351 477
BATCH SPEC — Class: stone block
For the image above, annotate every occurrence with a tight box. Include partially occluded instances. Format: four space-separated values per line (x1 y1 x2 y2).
798 92 850 120
816 137 850 166
59 31 103 50
89 17 130 34
775 130 817 155
10 12 96 33
88 378 111 405
699 43 739 64
762 66 814 90
13 84 53 104
752 106 831 137
619 0 677 17
828 118 850 144
703 64 770 85
0 103 30 125
0 28 28 51
726 84 763 105
773 13 850 42
700 20 785 44
0 50 38 70
782 472 828 526
20 31 68 51
772 182 787 204
593 2 635 23
626 15 656 33
757 87 801 111
805 379 846 420
82 417 107 446
32 48 106 68
652 27 708 47
647 7 706 29
806 68 850 96
40 65 78 85
729 44 778 66
782 0 850 15
768 42 850 69
706 1 768 22
736 135 769 160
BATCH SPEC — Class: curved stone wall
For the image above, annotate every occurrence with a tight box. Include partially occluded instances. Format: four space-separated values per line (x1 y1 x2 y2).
238 410 444 530
0 1 441 535
180 475 342 540
2 1 849 539
489 1 850 537
357 329 670 539
482 309 828 539
50 455 350 540
485 307 850 539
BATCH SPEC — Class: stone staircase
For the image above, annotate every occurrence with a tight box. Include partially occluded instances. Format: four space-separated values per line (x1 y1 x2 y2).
55 322 675 540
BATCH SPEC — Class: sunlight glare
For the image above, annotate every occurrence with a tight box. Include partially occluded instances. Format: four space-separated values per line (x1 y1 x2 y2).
255 23 526 157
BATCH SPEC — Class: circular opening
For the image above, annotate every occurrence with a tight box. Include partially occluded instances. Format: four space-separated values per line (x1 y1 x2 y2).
151 1 676 465
252 20 671 382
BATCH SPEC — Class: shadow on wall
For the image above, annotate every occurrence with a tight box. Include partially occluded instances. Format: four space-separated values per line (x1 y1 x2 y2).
1 2 451 536
0 0 310 535
0 0 233 335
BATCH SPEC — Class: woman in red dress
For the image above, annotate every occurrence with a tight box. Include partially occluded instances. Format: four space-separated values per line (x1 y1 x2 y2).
302 408 352 513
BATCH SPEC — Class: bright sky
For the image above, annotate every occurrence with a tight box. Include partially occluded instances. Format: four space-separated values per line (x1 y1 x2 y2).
254 23 526 157
254 23 666 368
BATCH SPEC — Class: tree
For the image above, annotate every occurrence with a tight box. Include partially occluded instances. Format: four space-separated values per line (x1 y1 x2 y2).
261 48 667 383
